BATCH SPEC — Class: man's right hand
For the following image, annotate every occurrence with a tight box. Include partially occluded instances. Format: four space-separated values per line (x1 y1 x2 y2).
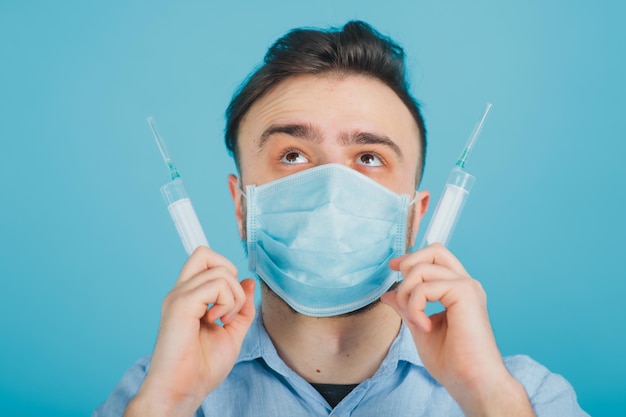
124 247 256 417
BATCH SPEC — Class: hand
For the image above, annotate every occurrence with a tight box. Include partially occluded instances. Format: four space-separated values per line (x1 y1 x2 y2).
125 247 256 417
381 243 534 417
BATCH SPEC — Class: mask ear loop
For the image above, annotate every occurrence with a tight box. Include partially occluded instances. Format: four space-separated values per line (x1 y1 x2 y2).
405 190 422 253
238 179 248 199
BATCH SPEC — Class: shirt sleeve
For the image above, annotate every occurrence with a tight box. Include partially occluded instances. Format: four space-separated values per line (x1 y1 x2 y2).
91 356 150 417
505 355 590 417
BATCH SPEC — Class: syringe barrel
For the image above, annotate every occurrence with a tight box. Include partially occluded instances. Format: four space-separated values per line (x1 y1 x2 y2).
160 178 209 255
419 167 475 248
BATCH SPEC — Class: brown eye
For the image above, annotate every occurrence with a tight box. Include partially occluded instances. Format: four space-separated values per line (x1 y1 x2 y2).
357 153 382 166
280 149 308 164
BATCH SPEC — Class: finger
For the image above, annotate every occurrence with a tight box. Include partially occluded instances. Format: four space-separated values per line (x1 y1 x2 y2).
391 280 457 334
205 284 237 323
165 275 240 321
205 276 253 324
394 263 461 310
170 267 245 319
237 279 257 321
176 265 242 297
381 290 430 333
223 279 257 345
380 290 401 316
178 246 238 283
407 278 482 316
390 243 468 276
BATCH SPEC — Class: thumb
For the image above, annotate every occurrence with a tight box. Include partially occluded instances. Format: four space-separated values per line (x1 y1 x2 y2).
224 279 256 344
380 290 402 315
381 290 429 333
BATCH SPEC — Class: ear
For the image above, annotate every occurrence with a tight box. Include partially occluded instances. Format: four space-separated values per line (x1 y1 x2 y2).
228 174 245 238
410 190 430 246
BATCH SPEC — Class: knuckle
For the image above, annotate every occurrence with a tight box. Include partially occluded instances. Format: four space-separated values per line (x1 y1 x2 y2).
467 277 486 299
402 261 420 277
209 265 231 279
430 242 446 251
209 276 230 293
161 291 177 312
210 259 238 278
403 262 428 281
398 281 419 302
192 245 212 257
471 278 484 292
410 262 427 274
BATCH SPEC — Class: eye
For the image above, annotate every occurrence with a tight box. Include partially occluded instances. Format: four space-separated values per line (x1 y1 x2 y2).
356 152 383 167
280 148 309 164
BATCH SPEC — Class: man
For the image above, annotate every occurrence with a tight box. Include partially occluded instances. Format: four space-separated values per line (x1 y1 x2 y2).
94 21 588 416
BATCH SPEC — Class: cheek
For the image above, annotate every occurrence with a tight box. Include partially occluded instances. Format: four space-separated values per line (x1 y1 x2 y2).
377 170 417 195
239 154 279 186
405 207 416 250
240 196 248 241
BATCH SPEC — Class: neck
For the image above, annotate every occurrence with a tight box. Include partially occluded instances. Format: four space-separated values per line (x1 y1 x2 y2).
260 283 402 384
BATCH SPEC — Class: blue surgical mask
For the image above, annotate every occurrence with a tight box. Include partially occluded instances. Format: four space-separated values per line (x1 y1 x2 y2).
244 164 415 317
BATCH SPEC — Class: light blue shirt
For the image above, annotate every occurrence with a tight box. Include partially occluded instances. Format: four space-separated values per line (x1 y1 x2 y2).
93 311 589 416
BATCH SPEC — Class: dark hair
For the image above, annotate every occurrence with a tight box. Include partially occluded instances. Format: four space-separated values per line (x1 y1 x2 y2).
225 20 427 182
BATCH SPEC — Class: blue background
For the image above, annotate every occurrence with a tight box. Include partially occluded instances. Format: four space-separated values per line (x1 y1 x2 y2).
1 1 624 416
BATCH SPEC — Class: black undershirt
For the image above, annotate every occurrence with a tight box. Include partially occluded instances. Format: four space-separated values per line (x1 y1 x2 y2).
310 383 359 408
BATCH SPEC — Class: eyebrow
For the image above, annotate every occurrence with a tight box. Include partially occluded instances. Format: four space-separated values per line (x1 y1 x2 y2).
258 123 324 150
338 131 404 161
258 123 403 160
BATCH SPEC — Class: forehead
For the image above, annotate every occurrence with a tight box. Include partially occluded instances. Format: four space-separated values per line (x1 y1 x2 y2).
237 73 421 168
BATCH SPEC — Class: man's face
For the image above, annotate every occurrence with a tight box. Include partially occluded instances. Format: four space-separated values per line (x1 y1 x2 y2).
228 73 429 245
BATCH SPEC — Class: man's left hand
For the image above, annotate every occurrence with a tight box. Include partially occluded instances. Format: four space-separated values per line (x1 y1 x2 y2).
381 243 535 417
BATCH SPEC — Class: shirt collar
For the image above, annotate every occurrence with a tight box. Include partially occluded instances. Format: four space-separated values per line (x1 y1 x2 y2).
395 321 423 367
236 307 268 363
236 307 423 372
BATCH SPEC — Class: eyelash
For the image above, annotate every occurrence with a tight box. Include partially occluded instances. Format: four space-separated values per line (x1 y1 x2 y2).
357 149 387 166
278 146 307 163
276 147 387 166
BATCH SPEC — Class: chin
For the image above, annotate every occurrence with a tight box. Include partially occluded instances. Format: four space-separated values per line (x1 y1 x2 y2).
259 280 393 319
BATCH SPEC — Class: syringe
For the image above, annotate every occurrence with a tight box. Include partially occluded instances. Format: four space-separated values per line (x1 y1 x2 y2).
418 103 492 249
148 116 209 255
